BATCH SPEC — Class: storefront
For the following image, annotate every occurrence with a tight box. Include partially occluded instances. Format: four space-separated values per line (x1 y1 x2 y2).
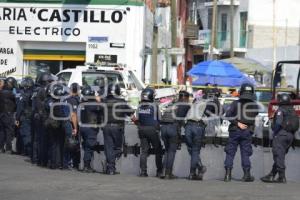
0 1 146 80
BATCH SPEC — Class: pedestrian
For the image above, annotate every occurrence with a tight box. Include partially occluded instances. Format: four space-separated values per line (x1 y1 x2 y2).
102 83 134 175
136 88 163 177
261 93 298 183
224 83 259 182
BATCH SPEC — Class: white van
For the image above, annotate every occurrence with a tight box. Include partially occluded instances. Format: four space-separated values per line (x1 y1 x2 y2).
56 64 176 107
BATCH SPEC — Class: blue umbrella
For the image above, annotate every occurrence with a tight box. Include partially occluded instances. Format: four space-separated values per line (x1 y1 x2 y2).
192 74 256 87
187 60 256 87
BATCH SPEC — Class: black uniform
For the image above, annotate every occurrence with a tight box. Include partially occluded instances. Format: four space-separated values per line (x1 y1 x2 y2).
102 95 133 174
79 99 103 172
32 85 48 166
16 89 33 156
137 102 163 176
261 96 296 183
272 106 294 173
160 103 180 179
224 83 259 182
44 95 68 169
63 95 81 169
0 88 16 152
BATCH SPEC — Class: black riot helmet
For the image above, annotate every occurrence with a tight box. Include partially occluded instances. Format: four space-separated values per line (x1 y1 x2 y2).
141 88 155 102
20 77 34 90
278 93 291 105
81 85 95 97
70 82 80 94
203 88 216 99
179 90 190 100
57 76 67 86
4 77 17 90
107 83 121 96
94 77 106 88
47 83 68 99
239 83 256 100
36 72 56 86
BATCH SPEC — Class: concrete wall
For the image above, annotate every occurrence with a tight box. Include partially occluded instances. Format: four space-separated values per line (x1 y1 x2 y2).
248 25 300 49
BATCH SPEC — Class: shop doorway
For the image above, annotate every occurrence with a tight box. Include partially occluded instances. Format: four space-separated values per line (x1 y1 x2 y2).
63 61 85 70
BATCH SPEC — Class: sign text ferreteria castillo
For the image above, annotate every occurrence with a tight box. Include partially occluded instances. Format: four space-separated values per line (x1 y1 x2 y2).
0 7 125 37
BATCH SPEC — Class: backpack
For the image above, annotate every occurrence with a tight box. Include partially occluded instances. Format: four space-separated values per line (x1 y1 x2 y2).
282 108 299 133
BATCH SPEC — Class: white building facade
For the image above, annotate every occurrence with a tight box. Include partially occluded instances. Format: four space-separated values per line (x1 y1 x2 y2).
0 0 152 81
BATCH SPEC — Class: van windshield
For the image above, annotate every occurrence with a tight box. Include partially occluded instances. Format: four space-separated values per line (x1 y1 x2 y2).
82 71 125 88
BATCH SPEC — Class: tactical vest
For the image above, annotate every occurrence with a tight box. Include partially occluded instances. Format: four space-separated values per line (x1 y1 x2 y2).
160 104 176 123
104 97 129 124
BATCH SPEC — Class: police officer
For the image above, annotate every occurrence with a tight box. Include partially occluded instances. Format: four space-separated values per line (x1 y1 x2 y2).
224 83 259 182
102 83 134 175
63 83 81 170
44 83 68 169
136 88 163 177
32 72 56 166
15 77 34 157
261 93 295 183
0 77 17 153
160 91 189 179
184 94 209 181
79 85 102 173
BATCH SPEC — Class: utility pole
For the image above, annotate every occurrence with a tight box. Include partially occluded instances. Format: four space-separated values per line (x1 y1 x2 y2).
272 0 277 70
230 0 234 58
210 0 218 60
151 0 158 84
170 0 177 84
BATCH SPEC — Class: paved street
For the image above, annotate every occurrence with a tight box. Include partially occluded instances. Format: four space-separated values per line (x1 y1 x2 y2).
1 154 300 200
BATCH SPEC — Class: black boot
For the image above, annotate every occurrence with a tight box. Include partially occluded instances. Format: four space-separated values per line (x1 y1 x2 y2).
242 168 255 182
261 169 277 183
197 165 207 179
224 168 232 182
156 169 163 178
165 169 177 180
274 171 287 183
188 169 202 181
160 168 166 179
139 170 148 177
82 161 94 173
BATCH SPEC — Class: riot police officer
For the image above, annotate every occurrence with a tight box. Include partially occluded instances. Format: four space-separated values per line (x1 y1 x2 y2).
224 83 259 182
44 83 69 169
102 84 134 175
32 72 56 166
15 77 34 157
261 93 296 183
0 77 17 153
136 88 163 177
159 92 185 179
63 82 81 170
184 95 209 180
79 85 102 173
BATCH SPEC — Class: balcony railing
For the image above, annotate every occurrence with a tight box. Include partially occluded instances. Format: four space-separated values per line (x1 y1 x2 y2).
198 29 247 50
204 0 240 6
